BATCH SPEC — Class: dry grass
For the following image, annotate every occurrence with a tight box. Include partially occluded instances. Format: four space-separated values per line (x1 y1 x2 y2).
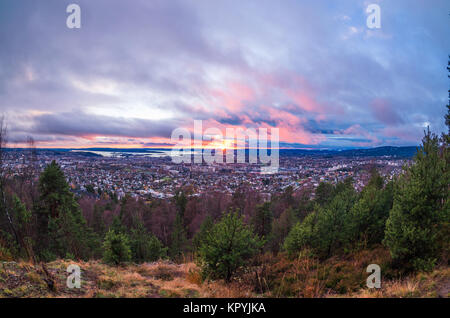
0 259 220 298
237 247 449 298
353 266 450 298
0 254 448 298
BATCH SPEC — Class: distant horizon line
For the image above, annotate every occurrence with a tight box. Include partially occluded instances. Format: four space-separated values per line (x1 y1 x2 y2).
4 145 420 151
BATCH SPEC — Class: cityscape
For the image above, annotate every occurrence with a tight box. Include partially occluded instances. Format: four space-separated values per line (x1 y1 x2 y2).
4 147 412 201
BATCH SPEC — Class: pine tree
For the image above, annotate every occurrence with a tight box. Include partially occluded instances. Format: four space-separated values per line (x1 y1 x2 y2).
169 212 188 261
92 204 106 237
11 195 34 260
269 207 296 253
349 170 393 248
103 229 131 265
315 189 356 257
36 160 100 260
110 214 126 234
384 129 448 271
198 210 263 282
284 179 357 258
251 201 273 239
315 182 334 206
284 211 316 257
130 220 166 263
192 215 213 254
174 190 188 219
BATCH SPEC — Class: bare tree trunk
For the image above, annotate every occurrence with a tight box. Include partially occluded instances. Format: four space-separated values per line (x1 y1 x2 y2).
0 116 22 256
24 137 38 263
27 137 39 204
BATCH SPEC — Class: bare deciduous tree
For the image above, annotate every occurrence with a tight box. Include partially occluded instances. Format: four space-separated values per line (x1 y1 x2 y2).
0 116 20 248
0 118 37 262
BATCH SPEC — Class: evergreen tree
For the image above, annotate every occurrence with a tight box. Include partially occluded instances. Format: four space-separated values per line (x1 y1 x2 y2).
169 212 188 261
35 161 100 260
251 201 273 239
130 220 167 263
348 170 393 248
315 182 334 206
11 195 33 260
92 204 106 237
314 189 356 257
284 179 357 258
384 129 448 271
192 215 213 254
110 214 126 234
174 190 188 219
103 229 131 265
198 210 263 282
284 211 316 257
269 207 296 254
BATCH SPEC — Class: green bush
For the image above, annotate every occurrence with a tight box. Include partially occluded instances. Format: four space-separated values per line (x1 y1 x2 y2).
130 221 167 263
284 179 357 258
348 171 393 249
198 211 263 282
103 229 131 265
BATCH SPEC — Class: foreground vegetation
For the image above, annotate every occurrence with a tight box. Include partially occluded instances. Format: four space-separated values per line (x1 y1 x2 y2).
1 250 448 298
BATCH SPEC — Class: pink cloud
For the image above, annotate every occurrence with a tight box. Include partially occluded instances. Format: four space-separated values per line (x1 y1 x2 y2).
341 124 381 147
370 98 403 125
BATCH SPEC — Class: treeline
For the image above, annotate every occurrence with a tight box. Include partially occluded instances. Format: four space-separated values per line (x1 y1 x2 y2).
0 152 312 266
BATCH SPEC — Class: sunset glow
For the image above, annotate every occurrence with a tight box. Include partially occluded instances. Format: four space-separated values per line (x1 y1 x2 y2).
0 0 448 149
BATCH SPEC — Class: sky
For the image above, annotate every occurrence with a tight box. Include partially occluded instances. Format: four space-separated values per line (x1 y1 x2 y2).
0 0 449 149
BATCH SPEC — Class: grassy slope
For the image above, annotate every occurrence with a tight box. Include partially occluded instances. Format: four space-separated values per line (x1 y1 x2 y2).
0 255 448 298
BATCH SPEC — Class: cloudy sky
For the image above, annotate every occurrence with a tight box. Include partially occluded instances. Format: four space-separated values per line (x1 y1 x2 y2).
0 0 449 149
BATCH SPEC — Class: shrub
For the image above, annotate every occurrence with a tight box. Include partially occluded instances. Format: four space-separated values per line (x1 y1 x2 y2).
284 179 357 258
130 221 167 263
102 229 131 265
198 211 263 283
348 171 393 249
284 213 316 257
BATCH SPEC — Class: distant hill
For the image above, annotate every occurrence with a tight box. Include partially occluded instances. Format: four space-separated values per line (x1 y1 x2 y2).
279 146 417 158
4 146 418 159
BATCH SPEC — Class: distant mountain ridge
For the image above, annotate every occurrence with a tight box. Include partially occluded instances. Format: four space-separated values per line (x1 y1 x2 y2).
5 146 418 158
279 146 418 158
